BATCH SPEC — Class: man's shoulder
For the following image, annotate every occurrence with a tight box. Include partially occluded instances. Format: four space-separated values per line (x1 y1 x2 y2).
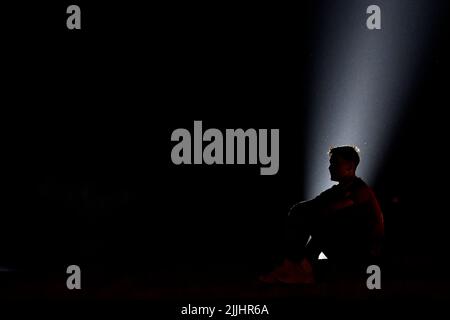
317 184 339 197
353 177 371 192
350 177 377 203
315 177 372 201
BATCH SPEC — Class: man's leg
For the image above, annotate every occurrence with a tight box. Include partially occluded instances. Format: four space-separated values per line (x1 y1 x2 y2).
284 200 318 262
259 201 318 284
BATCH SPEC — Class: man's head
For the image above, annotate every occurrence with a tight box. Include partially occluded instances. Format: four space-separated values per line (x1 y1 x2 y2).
328 145 360 182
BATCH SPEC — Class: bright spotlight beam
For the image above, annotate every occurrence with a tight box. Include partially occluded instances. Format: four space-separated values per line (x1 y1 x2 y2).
305 0 438 198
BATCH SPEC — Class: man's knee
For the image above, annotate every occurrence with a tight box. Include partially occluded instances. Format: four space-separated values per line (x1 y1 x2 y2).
288 200 315 218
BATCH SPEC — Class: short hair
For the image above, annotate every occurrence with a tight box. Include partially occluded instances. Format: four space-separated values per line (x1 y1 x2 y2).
328 145 360 168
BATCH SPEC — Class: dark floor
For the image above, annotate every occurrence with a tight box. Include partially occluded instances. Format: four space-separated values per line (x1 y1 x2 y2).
1 257 449 302
1 261 448 320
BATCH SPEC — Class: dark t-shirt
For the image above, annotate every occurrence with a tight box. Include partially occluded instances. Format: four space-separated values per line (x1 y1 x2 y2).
311 177 384 262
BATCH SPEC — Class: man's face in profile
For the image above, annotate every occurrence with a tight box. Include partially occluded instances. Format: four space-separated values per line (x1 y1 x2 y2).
329 154 355 182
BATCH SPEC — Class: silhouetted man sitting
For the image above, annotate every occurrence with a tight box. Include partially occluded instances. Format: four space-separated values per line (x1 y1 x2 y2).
259 146 384 284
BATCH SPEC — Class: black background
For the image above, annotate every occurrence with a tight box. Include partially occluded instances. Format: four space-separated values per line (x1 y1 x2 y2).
1 0 450 303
